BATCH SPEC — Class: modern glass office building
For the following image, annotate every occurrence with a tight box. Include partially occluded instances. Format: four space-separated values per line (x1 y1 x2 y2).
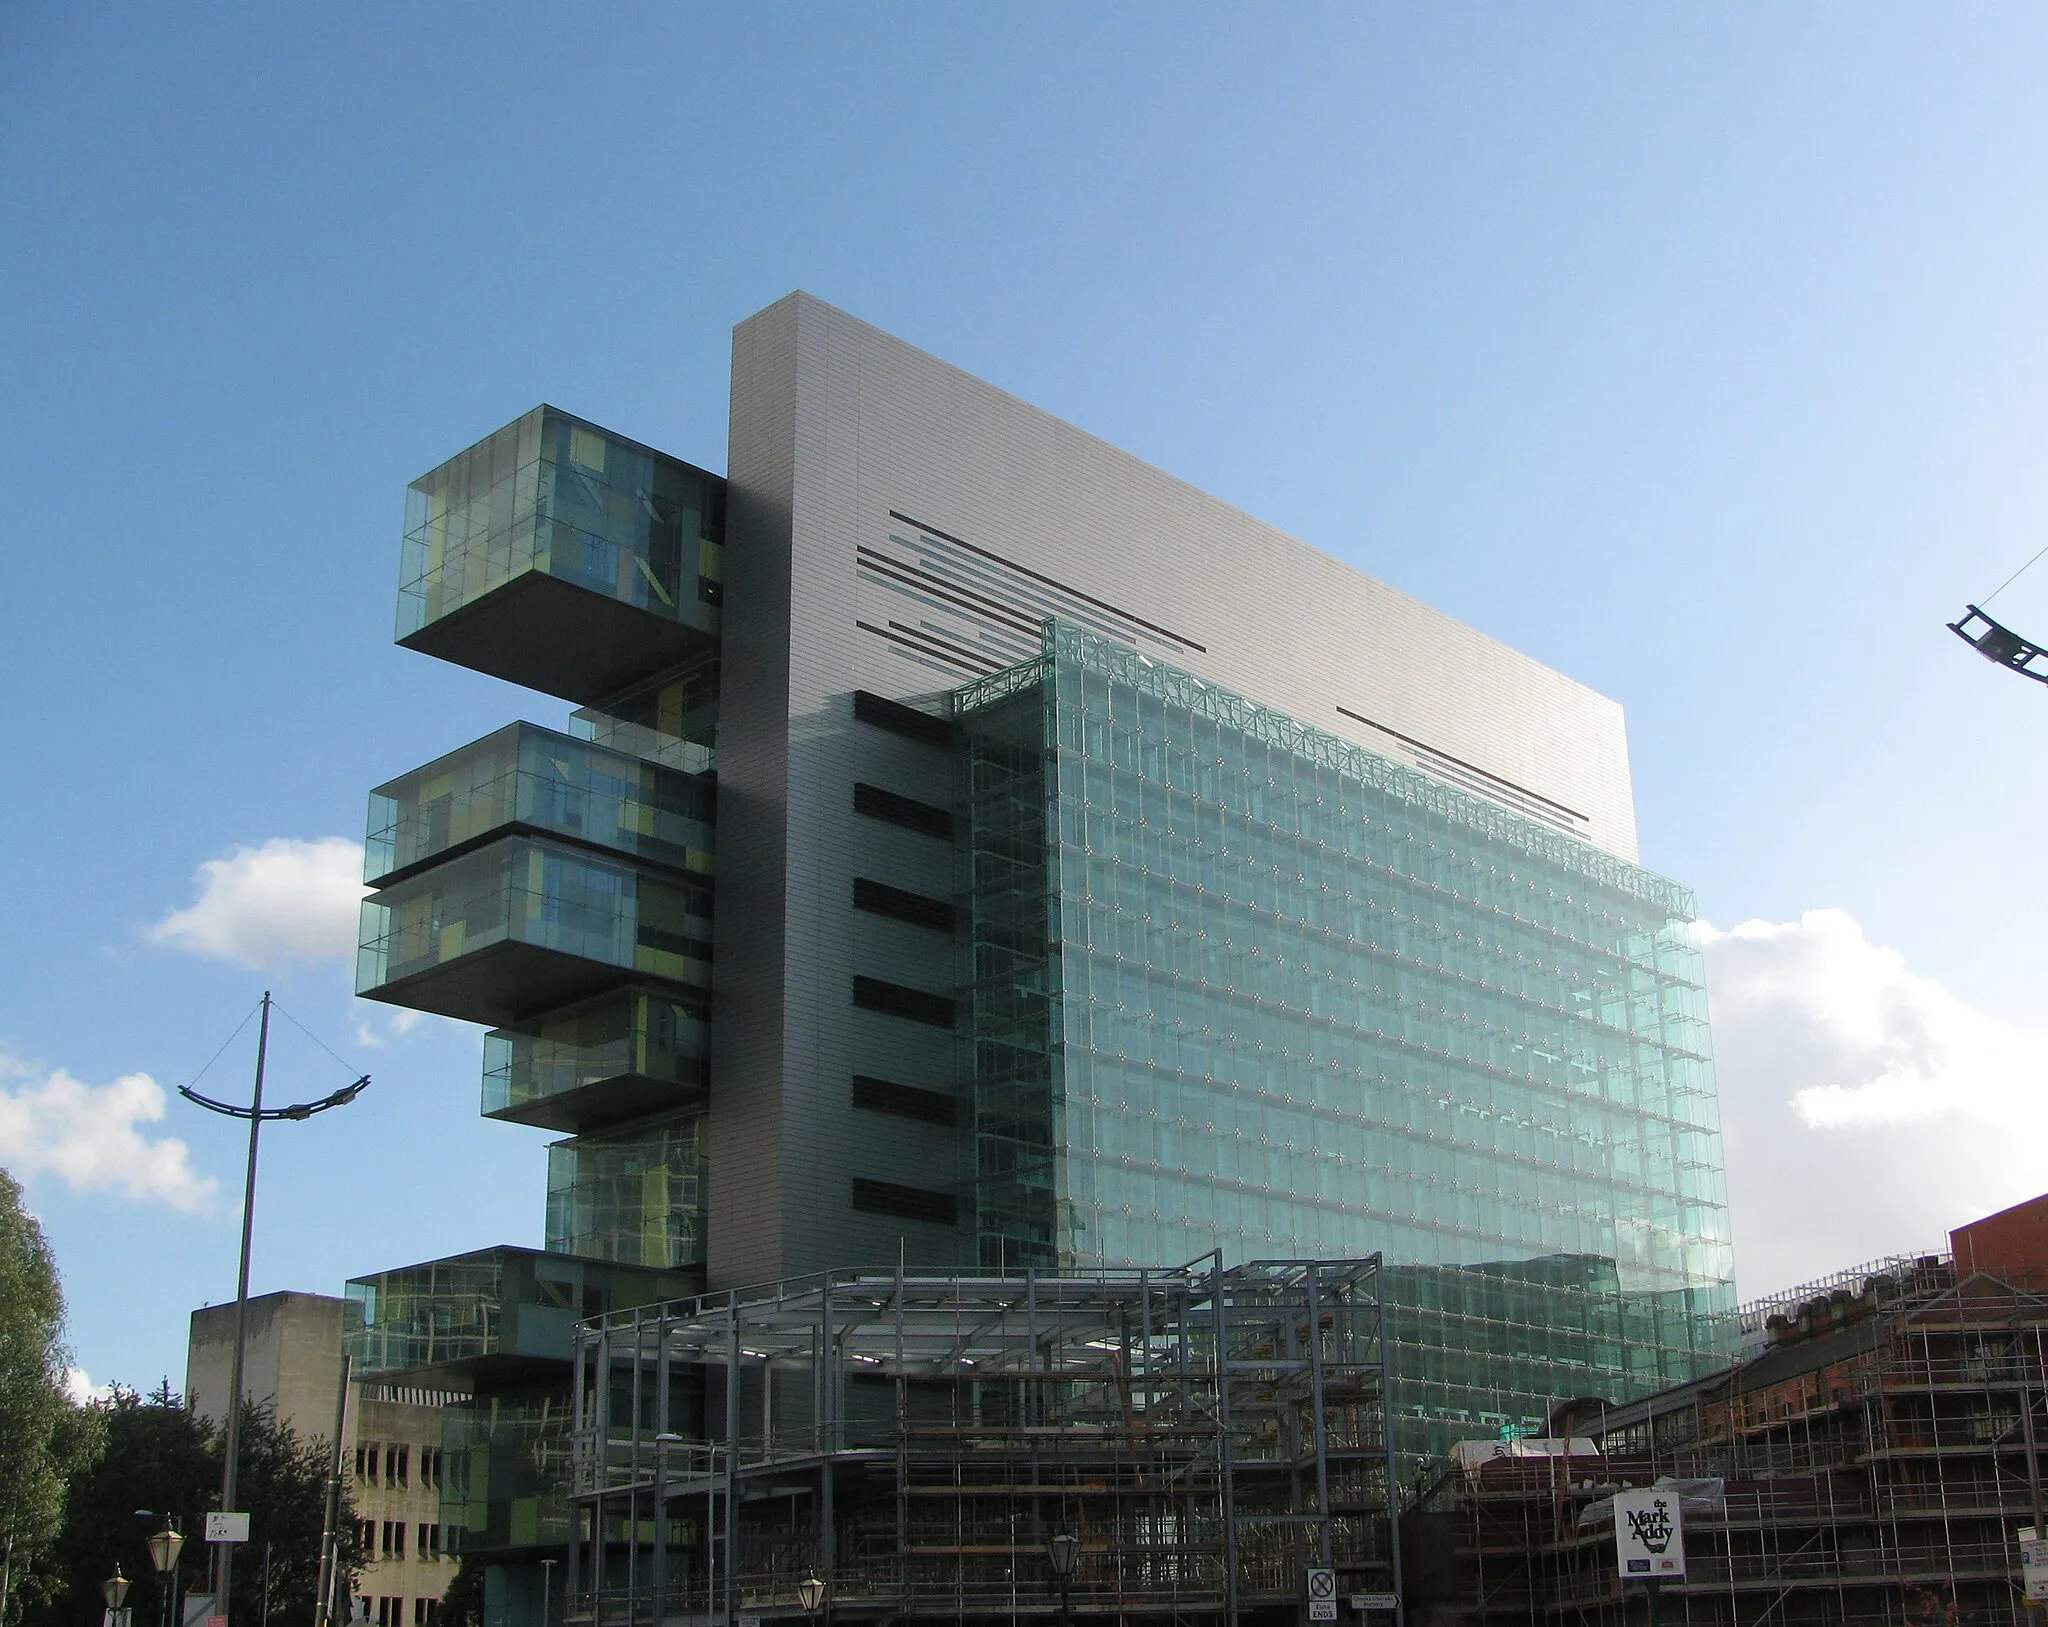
959 621 1730 1429
341 294 1736 1622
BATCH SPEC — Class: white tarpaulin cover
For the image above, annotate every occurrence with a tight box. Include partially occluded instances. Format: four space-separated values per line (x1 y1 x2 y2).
1452 1437 1601 1472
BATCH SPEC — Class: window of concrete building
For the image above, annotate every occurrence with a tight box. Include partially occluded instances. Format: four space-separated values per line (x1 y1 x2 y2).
394 1445 409 1487
359 1520 376 1557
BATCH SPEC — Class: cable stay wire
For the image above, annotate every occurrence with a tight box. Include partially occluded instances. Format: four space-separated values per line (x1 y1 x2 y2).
271 996 367 1085
179 1001 262 1091
1981 540 2048 608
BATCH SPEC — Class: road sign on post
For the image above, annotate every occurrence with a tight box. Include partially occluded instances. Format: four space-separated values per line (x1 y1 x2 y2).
1349 1595 1401 1613
1613 1490 1686 1579
1305 1567 1338 1622
203 1515 250 1546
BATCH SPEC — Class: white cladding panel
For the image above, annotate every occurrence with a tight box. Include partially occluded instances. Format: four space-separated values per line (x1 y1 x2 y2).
765 292 1638 860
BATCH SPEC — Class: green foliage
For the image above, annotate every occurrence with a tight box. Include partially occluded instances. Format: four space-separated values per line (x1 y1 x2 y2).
436 1557 485 1627
23 1387 359 1627
0 1166 74 1605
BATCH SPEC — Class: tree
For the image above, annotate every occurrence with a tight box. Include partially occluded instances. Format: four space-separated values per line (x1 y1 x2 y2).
24 1387 359 1627
436 1557 485 1627
0 1166 73 1616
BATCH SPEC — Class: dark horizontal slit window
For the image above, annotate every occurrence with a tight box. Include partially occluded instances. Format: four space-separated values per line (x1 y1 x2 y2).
853 782 955 840
852 1177 958 1227
852 975 956 1030
853 877 955 933
853 689 956 749
852 1075 959 1127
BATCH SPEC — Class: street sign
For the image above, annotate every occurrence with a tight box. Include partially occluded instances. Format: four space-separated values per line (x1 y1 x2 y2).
2020 1535 2048 1602
1350 1594 1401 1613
204 1513 250 1544
1306 1567 1338 1622
1613 1489 1685 1580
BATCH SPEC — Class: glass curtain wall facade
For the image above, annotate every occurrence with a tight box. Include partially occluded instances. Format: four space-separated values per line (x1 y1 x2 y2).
958 622 1736 1444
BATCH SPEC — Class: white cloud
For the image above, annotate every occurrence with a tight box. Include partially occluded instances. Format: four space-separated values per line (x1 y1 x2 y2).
64 1367 110 1405
0 1062 218 1212
352 1002 432 1049
1700 909 2048 1302
148 837 368 970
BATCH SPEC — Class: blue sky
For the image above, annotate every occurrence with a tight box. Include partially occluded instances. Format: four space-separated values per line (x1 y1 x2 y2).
5 4 2047 1393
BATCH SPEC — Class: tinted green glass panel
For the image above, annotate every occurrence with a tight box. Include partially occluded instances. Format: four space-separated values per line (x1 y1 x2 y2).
482 988 709 1120
397 407 724 643
956 623 1737 1446
570 651 720 776
544 1112 706 1269
442 1387 573 1555
366 722 714 885
356 836 713 998
343 1247 698 1376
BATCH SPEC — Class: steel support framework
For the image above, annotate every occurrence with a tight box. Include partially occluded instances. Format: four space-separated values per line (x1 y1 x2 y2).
565 1256 1403 1627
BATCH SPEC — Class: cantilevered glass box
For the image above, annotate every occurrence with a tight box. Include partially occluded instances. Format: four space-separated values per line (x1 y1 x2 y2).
543 1112 705 1269
356 836 712 1025
396 407 725 703
365 722 714 887
481 986 708 1132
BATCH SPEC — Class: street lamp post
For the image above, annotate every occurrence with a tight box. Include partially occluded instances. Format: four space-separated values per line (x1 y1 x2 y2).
179 992 367 1625
652 1433 686 1621
1046 1533 1079 1627
146 1519 186 1627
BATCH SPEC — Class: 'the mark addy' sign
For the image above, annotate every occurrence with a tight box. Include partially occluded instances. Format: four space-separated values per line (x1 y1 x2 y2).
1613 1490 1686 1579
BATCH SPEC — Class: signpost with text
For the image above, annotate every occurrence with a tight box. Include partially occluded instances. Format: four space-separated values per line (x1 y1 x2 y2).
1614 1490 1685 1627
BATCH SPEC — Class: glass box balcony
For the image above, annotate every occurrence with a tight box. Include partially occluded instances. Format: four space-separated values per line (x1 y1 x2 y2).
482 987 708 1132
357 835 712 1027
344 1245 699 1388
365 722 714 888
569 649 720 775
443 1386 575 1555
396 406 726 703
544 1111 705 1270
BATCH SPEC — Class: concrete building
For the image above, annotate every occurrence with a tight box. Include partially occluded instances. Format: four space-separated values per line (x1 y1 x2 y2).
186 1293 458 1625
188 1291 347 1445
341 293 1735 1623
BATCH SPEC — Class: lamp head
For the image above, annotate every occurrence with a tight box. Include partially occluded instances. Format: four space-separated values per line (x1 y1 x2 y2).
1047 1531 1081 1579
796 1578 827 1612
147 1525 186 1574
103 1568 131 1609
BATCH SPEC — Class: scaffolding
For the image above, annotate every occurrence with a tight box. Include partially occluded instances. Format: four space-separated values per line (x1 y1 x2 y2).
565 1256 1402 1626
1436 1263 2048 1626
